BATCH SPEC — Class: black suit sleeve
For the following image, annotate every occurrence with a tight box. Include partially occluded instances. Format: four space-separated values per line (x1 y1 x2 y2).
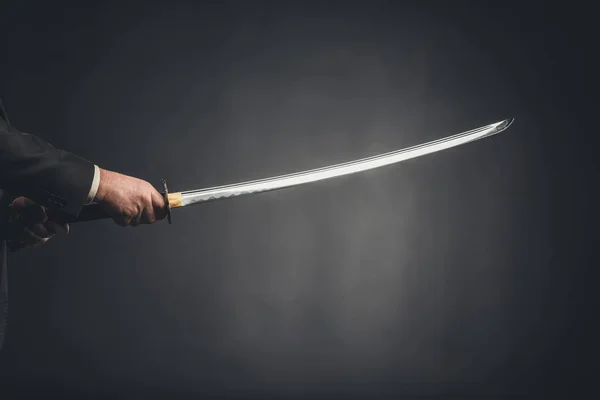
0 105 95 217
0 190 7 350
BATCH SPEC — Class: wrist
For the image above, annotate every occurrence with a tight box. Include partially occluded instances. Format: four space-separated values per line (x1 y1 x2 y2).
94 168 109 202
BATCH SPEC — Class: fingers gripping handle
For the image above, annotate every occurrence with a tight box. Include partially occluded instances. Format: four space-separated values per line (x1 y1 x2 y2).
50 180 173 224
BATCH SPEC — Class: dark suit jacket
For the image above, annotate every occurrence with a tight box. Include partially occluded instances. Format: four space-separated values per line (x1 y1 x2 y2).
0 99 95 350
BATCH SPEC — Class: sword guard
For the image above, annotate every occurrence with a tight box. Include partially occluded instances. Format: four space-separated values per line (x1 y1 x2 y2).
162 179 172 224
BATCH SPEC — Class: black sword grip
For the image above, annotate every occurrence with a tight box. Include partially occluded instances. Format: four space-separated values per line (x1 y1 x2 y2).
7 203 112 250
49 203 111 224
6 204 110 251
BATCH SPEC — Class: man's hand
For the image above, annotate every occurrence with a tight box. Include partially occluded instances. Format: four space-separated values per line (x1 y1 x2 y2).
5 197 69 252
94 168 166 227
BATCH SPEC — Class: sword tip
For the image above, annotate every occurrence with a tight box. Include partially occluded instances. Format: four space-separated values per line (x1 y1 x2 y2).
494 117 515 132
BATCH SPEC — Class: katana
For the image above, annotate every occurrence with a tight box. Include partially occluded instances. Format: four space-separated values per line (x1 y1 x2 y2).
65 118 514 224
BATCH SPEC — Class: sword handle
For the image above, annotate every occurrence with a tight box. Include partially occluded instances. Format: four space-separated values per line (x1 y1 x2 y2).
49 180 178 224
49 203 110 223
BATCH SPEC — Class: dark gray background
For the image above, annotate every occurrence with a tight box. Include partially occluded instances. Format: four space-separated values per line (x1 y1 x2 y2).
0 1 596 398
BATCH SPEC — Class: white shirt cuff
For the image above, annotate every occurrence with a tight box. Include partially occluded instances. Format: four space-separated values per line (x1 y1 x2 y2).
86 164 100 204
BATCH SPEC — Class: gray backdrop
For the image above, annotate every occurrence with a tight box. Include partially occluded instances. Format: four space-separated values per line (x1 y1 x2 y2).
0 2 595 398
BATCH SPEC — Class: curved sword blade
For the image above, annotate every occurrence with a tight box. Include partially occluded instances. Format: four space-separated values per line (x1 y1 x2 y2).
177 118 514 207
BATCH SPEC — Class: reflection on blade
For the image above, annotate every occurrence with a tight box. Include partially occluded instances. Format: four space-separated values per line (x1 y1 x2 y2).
180 118 514 206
